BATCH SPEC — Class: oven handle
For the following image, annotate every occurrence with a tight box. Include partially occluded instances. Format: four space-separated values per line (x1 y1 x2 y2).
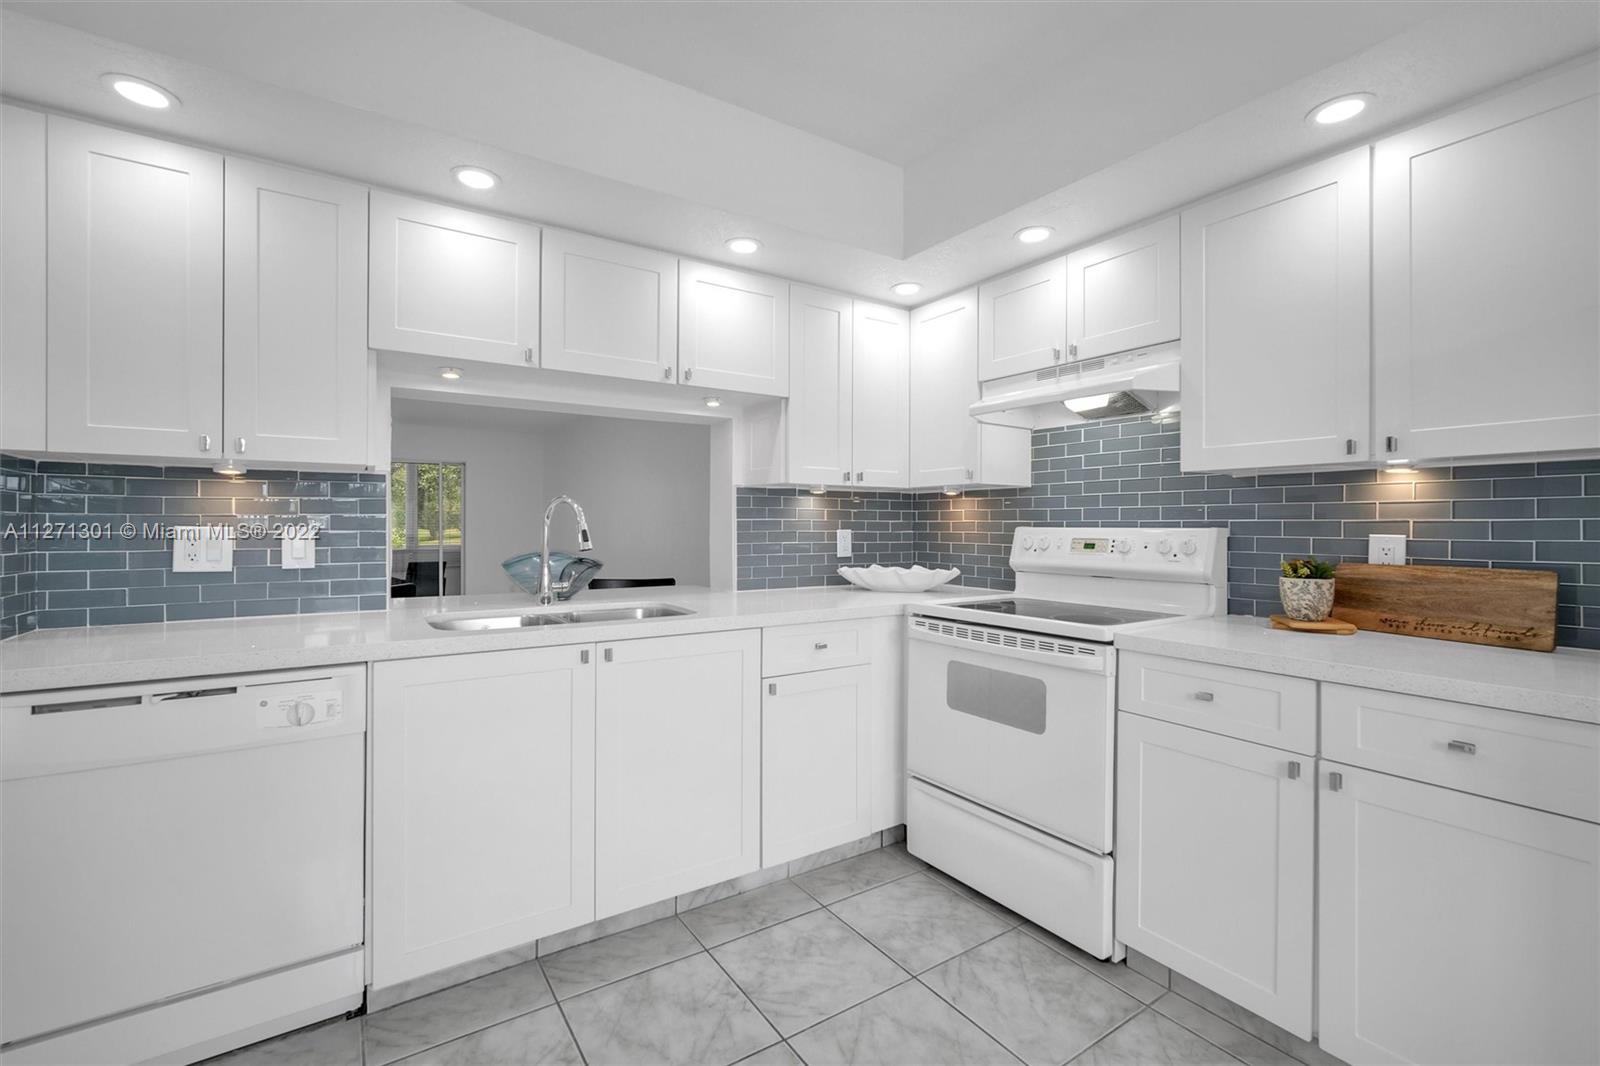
908 616 1112 674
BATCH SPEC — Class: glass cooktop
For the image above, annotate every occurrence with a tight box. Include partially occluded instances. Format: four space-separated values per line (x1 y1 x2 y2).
952 598 1176 627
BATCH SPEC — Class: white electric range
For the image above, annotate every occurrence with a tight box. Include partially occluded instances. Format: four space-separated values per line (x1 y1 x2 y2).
905 526 1226 958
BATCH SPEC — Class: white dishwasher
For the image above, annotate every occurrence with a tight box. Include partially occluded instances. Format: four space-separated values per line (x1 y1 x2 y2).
1 665 366 1066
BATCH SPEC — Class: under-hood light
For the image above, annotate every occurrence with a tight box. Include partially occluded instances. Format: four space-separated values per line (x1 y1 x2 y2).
1063 392 1119 414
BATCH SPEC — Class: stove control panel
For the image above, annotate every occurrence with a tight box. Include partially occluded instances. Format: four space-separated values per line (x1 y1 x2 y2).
1011 527 1223 581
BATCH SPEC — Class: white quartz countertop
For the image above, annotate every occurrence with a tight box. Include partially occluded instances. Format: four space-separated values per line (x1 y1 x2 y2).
1116 615 1600 724
0 586 952 694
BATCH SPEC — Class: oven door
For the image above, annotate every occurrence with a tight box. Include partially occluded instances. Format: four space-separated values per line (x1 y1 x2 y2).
906 614 1114 853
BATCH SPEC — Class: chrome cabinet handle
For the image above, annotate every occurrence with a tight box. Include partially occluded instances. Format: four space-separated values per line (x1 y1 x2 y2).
813 641 829 650
684 368 693 382
235 436 247 454
1329 771 1344 792
1345 438 1357 455
199 433 212 452
1386 435 1399 453
1052 346 1062 362
1446 739 1478 755
603 648 613 663
1193 691 1215 702
663 366 673 380
964 468 974 480
524 347 534 363
1287 761 1302 780
580 649 590 665
843 471 851 482
857 471 864 482
768 682 777 696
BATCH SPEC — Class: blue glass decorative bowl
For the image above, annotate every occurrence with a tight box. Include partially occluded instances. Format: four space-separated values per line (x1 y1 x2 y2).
501 551 603 600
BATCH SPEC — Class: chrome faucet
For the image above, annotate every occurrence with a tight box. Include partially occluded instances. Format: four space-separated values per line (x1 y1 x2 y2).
538 495 594 606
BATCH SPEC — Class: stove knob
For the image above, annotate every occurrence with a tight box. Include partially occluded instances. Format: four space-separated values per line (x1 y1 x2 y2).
1180 538 1198 556
1115 540 1133 555
1021 536 1034 551
1156 538 1173 555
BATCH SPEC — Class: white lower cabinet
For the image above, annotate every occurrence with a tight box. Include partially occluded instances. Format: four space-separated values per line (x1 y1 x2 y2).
1318 763 1600 1066
1115 712 1315 1037
370 647 596 988
762 665 872 866
594 630 761 918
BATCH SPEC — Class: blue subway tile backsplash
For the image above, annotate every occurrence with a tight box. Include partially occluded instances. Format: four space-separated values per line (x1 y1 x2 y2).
1 454 387 636
737 415 1600 650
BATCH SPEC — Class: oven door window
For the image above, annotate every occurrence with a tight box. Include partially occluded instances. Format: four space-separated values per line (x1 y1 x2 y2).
946 661 1047 734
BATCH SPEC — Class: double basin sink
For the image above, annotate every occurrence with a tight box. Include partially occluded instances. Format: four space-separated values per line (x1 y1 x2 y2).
426 602 693 632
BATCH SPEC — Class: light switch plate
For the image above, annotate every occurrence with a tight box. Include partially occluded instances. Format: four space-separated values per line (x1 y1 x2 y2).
172 525 234 572
1368 534 1407 566
836 528 852 558
280 530 316 570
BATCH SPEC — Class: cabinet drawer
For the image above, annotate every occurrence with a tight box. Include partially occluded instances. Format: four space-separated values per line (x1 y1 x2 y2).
1322 685 1599 823
763 620 870 677
1118 652 1317 754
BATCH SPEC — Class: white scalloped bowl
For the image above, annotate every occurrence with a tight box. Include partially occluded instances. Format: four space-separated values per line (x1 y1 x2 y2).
837 564 961 592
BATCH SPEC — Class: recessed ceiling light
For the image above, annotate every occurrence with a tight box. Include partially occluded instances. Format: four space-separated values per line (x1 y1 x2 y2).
703 396 722 408
438 367 463 380
452 166 498 190
1015 225 1053 244
1310 94 1372 126
102 74 177 110
891 282 922 297
726 237 761 255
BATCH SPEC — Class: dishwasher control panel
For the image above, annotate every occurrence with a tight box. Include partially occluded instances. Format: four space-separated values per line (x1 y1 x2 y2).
253 682 344 729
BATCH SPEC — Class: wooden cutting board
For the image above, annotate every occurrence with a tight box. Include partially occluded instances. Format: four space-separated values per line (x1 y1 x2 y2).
1330 563 1558 652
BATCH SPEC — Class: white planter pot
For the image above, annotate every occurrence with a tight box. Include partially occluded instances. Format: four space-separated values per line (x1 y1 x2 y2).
1279 577 1335 621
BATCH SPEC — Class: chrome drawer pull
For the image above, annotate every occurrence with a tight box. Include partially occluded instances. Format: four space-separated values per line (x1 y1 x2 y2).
1446 739 1478 755
1192 691 1215 702
814 642 829 650
1328 771 1344 792
1287 761 1301 780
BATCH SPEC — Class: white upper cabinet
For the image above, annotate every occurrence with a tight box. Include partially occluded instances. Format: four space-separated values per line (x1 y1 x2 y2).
2 105 46 452
786 285 854 485
540 229 678 384
46 117 224 459
1066 216 1179 361
911 290 1030 489
679 261 789 397
224 160 369 466
1180 147 1371 471
368 191 539 366
1373 62 1600 463
851 301 910 488
977 256 1067 381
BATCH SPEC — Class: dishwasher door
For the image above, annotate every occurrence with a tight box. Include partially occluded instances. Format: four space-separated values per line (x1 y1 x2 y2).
0 667 366 1048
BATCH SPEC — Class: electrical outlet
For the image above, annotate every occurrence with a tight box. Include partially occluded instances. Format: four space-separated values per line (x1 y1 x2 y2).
836 528 853 558
1368 534 1407 566
172 525 234 573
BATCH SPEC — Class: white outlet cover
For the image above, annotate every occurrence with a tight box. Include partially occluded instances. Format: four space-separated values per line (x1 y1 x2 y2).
1368 533 1407 566
836 528 853 558
172 525 234 573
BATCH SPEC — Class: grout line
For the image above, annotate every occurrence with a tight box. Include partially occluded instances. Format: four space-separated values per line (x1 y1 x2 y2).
537 955 590 1066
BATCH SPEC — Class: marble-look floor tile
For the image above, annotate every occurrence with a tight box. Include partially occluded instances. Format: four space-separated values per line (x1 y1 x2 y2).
921 866 1026 925
562 952 777 1066
1020 923 1167 1003
1167 974 1348 1066
364 960 554 1065
734 1042 805 1065
921 929 1143 1066
791 845 922 905
537 897 675 956
682 879 820 947
678 863 791 912
1151 993 1301 1066
541 915 701 999
205 1016 362 1065
788 980 1021 1066
829 873 1012 973
784 833 881 876
370 942 540 1011
1070 1010 1240 1065
710 909 908 1035
390 1004 583 1065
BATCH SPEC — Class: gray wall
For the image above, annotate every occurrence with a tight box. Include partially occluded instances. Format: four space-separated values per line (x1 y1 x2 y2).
737 414 1600 650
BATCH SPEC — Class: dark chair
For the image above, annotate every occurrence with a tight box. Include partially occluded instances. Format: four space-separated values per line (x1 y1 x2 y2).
589 577 676 590
405 560 449 596
389 578 417 599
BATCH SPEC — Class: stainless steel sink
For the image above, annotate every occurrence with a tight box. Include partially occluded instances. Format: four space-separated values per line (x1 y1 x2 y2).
425 603 693 631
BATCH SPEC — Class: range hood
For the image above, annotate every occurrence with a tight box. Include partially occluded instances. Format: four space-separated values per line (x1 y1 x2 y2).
969 344 1180 429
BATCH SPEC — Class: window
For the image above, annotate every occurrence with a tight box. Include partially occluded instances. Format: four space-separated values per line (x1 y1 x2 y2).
390 461 464 596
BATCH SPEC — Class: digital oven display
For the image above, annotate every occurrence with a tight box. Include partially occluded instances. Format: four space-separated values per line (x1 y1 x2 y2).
1070 538 1109 553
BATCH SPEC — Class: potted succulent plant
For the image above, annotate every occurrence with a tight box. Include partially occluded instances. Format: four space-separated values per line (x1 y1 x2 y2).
1279 557 1337 621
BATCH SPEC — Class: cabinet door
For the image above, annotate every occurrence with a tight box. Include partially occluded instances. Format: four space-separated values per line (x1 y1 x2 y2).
46 116 223 459
679 261 789 397
540 229 678 383
1066 215 1179 361
1180 148 1371 471
977 256 1066 381
786 285 853 485
224 160 369 466
1374 62 1600 462
595 630 760 918
1319 763 1599 1066
371 647 596 988
2 105 45 451
762 665 872 866
851 302 910 488
910 290 981 486
1115 714 1314 1037
368 191 539 365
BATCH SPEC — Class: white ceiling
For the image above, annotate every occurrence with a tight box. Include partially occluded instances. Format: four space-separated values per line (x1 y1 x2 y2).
4 1 1596 305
